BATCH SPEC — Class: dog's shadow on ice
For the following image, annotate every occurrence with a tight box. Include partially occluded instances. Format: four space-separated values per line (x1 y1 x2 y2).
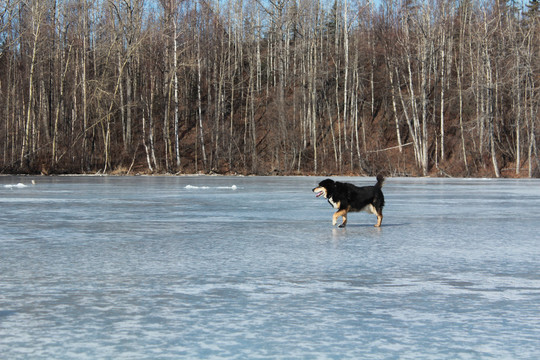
342 223 410 228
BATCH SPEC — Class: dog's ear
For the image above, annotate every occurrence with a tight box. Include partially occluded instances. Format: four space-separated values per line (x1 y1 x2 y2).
324 179 337 193
322 179 334 188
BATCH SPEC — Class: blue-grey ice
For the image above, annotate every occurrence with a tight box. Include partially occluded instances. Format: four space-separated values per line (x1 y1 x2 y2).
1 175 539 359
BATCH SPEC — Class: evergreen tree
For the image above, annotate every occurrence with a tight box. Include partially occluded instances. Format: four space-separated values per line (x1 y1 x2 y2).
525 0 539 16
523 0 539 27
325 0 338 38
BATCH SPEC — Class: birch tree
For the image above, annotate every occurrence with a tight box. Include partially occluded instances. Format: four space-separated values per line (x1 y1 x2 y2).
20 0 53 169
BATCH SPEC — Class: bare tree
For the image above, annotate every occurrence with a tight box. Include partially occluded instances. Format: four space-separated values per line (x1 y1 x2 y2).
20 0 48 169
1 0 539 176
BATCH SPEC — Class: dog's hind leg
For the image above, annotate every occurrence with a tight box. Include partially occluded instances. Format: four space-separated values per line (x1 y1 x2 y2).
374 212 383 227
333 209 348 227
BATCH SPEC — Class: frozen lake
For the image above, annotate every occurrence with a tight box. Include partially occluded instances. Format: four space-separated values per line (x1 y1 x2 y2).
1 175 539 359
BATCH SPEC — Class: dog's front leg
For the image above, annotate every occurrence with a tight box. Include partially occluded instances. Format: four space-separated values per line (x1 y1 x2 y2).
333 209 348 227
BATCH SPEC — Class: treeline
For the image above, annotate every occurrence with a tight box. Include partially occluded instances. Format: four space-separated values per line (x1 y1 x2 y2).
0 0 538 177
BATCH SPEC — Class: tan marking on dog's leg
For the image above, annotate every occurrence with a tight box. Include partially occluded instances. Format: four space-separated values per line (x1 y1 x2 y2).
375 213 383 227
332 211 339 226
333 209 348 227
341 205 353 227
340 213 348 228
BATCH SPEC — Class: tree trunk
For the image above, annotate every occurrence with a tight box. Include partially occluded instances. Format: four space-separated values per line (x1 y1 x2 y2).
21 3 43 168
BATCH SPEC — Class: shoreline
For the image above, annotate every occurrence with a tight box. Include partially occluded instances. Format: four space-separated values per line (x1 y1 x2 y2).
1 172 537 179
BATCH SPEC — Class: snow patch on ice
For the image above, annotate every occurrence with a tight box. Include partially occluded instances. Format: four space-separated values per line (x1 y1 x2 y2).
185 185 209 189
185 184 237 190
4 183 27 189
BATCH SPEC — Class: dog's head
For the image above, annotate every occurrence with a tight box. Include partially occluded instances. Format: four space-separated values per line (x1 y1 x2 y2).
312 179 335 199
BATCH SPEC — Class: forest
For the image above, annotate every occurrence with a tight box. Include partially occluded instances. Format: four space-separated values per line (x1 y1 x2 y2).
0 0 539 177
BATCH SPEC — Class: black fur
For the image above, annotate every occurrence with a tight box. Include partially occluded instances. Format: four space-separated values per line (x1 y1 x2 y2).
313 175 385 227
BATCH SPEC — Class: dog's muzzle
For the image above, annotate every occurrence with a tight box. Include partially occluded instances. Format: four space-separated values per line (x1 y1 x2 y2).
313 187 325 198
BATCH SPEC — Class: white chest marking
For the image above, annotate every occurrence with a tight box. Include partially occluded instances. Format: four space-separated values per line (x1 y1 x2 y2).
328 197 340 209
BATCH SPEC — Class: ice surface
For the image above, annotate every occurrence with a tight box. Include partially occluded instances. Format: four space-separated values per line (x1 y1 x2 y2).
0 175 539 359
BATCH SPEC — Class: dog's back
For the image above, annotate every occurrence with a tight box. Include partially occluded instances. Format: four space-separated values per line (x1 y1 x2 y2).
347 175 384 212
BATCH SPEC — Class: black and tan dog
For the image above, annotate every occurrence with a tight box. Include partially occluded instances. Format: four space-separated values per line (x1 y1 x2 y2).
313 175 385 228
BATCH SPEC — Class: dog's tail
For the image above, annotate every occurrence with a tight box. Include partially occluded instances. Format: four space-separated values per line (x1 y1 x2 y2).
375 174 385 188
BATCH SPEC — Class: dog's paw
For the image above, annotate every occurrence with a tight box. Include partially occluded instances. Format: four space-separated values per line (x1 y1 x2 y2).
338 223 346 228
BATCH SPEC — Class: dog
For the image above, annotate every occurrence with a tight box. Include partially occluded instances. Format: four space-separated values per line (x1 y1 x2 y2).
313 175 385 228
